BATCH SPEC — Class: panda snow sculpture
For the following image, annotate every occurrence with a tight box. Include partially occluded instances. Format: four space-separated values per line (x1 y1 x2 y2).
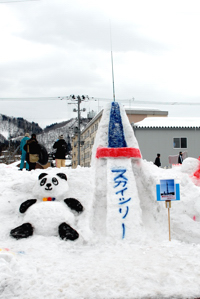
10 172 84 241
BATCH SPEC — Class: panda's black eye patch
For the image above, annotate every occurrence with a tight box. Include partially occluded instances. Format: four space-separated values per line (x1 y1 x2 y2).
52 177 59 185
40 178 47 186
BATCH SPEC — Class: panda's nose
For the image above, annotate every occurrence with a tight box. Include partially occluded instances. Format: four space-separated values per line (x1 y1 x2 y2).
46 183 51 188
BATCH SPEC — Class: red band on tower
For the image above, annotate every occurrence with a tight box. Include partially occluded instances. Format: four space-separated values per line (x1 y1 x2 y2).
96 147 141 159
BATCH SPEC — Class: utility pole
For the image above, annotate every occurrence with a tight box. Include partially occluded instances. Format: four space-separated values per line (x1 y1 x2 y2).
77 95 81 165
8 120 11 164
69 95 88 166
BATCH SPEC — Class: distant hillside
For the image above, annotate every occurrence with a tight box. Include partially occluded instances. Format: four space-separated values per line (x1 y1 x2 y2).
0 114 43 140
37 117 91 153
44 119 74 132
0 113 94 155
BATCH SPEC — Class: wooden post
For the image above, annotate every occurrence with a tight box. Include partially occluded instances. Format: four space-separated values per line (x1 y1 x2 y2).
165 200 171 241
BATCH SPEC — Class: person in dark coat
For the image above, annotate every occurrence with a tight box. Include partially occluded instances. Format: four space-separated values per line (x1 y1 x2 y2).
24 133 40 171
178 151 183 164
154 153 161 167
53 135 67 168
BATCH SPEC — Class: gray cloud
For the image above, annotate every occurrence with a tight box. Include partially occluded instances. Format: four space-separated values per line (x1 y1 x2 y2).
0 0 200 128
0 53 109 98
12 1 168 54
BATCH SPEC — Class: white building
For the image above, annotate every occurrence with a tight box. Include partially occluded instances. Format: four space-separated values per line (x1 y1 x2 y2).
133 117 200 167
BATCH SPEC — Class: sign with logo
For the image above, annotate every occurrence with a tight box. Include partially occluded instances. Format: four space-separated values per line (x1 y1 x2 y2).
156 179 180 201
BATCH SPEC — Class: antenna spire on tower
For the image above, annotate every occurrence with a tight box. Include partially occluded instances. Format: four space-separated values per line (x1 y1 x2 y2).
110 21 115 102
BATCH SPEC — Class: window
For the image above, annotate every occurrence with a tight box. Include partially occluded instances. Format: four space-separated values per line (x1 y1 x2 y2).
173 137 187 149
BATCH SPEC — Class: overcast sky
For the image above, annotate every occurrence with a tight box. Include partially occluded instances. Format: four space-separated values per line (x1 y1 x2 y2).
0 0 200 128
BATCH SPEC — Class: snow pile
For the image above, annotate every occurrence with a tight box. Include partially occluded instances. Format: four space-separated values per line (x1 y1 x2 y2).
1 102 200 298
1 157 200 298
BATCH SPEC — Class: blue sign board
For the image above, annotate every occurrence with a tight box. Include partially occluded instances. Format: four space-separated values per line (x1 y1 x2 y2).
156 179 180 201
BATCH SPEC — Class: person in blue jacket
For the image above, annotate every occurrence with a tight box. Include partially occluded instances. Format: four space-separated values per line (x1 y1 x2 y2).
19 133 30 170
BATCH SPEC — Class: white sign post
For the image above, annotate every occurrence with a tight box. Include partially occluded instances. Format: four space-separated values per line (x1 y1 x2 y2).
165 200 171 241
156 179 180 241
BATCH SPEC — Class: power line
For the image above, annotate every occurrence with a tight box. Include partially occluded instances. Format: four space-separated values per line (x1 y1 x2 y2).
0 97 59 101
132 100 200 106
66 97 200 106
0 0 39 3
0 96 199 106
0 96 93 102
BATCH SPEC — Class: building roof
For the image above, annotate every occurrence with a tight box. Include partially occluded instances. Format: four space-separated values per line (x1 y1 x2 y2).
124 107 168 116
81 107 168 134
134 117 200 129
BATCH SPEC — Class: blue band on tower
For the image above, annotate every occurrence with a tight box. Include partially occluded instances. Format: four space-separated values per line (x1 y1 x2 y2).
108 102 127 148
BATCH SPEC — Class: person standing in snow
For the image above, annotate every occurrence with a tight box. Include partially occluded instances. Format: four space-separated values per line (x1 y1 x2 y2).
19 133 30 170
23 133 40 171
178 151 183 164
53 135 67 168
154 153 161 167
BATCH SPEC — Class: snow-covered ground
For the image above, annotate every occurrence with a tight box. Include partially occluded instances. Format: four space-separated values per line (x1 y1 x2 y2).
1 158 200 299
1 102 200 299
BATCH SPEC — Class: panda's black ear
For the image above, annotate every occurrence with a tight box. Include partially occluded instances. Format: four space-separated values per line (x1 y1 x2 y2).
38 173 48 180
56 173 67 181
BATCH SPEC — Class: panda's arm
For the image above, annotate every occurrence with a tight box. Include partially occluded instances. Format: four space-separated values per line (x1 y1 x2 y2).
19 199 37 213
64 198 83 213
